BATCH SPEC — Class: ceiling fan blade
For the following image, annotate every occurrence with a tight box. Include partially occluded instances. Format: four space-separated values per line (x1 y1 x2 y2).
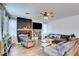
38 16 43 18
50 12 53 14
40 13 44 15
51 16 54 17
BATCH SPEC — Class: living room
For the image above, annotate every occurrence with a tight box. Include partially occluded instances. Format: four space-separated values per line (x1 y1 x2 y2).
0 3 79 56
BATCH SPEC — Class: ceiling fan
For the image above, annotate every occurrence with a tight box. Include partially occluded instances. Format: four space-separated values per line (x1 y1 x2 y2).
40 12 54 19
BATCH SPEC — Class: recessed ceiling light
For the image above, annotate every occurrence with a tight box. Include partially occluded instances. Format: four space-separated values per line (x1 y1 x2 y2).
25 13 30 14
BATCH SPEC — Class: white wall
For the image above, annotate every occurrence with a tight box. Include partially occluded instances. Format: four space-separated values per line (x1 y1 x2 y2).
47 15 79 38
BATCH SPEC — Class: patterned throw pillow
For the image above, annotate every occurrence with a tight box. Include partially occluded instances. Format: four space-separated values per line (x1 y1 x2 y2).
57 45 66 56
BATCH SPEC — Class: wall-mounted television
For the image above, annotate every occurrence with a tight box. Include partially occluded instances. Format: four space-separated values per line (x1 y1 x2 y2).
33 22 42 29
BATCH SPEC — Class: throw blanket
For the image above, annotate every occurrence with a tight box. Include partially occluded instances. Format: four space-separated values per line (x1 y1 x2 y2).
57 39 79 56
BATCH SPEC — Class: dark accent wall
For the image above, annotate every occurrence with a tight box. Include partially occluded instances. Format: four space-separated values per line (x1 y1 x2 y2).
17 17 32 42
17 17 32 29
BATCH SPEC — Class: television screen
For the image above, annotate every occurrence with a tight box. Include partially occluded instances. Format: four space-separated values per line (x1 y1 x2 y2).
33 22 42 29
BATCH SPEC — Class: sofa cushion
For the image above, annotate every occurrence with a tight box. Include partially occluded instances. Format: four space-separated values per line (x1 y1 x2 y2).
44 46 61 56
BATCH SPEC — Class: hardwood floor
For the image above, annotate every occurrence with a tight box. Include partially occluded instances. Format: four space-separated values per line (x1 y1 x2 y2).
8 39 47 56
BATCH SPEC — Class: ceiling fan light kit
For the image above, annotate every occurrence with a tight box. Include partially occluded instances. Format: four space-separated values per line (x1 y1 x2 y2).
44 16 48 19
40 11 54 20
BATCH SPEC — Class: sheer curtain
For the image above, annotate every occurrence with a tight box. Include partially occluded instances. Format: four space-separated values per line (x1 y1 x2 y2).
8 18 18 43
42 23 48 39
0 9 2 40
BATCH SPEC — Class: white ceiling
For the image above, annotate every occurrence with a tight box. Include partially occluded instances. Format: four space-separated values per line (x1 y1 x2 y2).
4 3 79 23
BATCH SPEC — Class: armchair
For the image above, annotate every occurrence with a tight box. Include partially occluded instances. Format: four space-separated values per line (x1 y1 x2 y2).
19 34 35 48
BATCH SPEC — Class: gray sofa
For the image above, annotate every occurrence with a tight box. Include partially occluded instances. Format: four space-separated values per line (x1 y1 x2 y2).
44 46 62 56
43 39 79 56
